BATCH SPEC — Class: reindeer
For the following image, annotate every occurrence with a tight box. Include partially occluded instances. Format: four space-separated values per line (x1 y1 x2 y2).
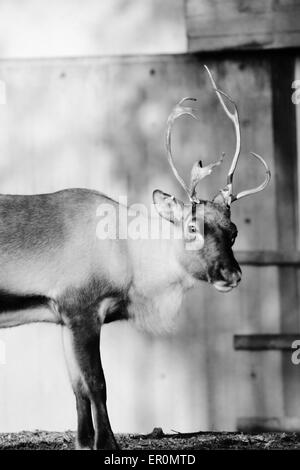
0 66 270 449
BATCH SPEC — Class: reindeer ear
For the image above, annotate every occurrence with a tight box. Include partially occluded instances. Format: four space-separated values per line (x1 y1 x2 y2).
153 190 184 224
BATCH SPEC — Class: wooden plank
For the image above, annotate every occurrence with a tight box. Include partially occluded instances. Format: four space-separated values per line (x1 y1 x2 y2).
272 53 300 419
238 416 300 432
236 250 300 266
234 334 300 351
185 0 300 52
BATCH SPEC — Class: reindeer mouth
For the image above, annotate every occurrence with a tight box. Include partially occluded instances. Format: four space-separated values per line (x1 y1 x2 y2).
213 281 234 293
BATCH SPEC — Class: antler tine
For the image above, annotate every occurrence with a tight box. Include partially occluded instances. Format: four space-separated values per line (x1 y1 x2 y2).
234 152 271 202
165 97 199 201
204 65 271 205
189 153 225 201
166 96 225 203
204 65 241 188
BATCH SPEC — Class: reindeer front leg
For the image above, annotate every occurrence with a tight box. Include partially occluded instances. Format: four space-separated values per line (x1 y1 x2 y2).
62 322 118 450
62 327 94 449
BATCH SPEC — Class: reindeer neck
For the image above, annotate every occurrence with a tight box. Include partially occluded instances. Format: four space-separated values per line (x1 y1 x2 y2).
126 215 196 333
127 215 196 294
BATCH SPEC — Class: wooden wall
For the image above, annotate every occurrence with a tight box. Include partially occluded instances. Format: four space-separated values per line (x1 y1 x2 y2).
183 0 300 433
0 50 294 432
185 0 300 51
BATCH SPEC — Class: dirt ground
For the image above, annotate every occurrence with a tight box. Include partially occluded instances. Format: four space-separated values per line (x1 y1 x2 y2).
0 429 299 450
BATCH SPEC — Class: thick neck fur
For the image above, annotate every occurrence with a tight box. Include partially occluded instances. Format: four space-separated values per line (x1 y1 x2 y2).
126 215 197 334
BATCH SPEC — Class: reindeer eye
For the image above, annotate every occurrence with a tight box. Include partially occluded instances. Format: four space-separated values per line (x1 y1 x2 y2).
188 223 197 234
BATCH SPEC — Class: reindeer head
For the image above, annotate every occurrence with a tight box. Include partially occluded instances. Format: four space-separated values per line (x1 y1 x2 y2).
153 66 271 293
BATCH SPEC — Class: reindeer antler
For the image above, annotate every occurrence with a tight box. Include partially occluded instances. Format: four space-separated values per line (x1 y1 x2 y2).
204 65 271 205
165 66 270 205
165 97 224 203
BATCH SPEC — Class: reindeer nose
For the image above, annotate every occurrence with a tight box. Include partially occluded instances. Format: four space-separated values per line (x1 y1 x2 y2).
220 266 242 287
